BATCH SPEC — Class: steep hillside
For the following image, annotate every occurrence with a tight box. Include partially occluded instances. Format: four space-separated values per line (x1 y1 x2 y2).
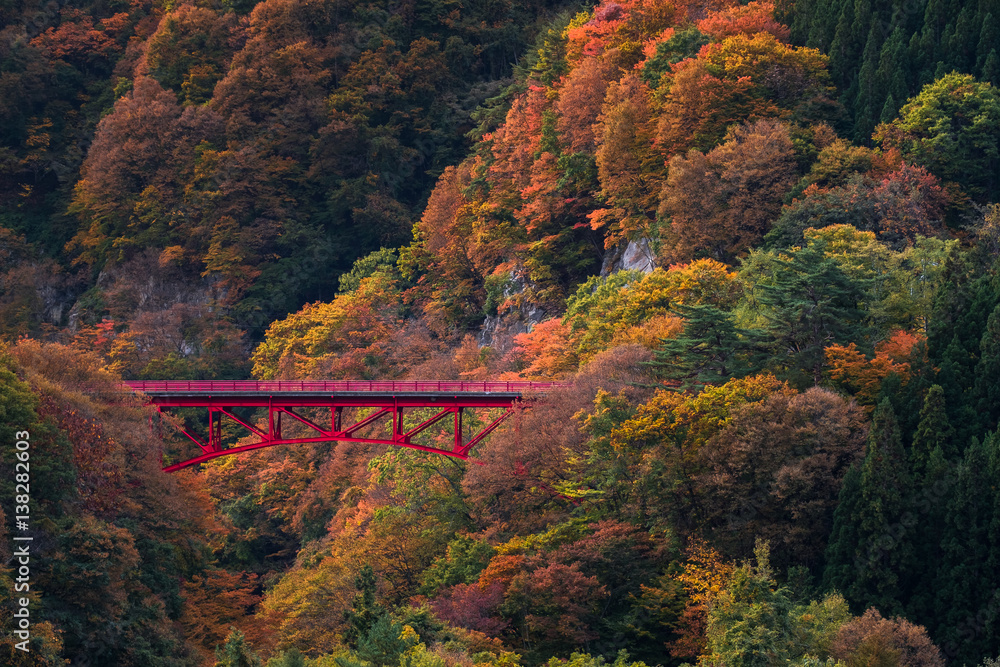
2 0 1000 665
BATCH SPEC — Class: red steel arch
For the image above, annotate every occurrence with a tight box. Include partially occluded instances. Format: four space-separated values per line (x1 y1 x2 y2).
126 380 560 472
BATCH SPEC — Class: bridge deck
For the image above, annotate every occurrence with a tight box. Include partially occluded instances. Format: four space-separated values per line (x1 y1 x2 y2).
126 380 562 471
125 380 558 395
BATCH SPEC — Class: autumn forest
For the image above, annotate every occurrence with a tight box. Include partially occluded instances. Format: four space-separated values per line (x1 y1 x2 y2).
1 0 1000 664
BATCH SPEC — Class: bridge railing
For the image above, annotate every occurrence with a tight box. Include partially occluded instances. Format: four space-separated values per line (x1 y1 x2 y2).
124 380 565 393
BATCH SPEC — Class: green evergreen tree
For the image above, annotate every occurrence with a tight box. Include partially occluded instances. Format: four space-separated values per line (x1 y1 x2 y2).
910 384 957 475
848 0 875 61
824 401 912 615
983 48 1000 86
649 304 764 391
356 615 413 667
821 462 863 596
703 542 796 665
266 648 305 667
789 0 818 44
933 432 1000 663
907 31 932 89
986 430 1000 651
803 0 842 50
874 27 910 124
341 565 415 667
975 303 1000 433
344 565 388 649
826 0 857 89
925 256 973 356
214 628 262 667
879 93 898 124
876 353 931 446
852 24 883 143
921 0 952 42
755 241 870 387
927 269 1000 443
942 5 977 73
935 335 979 441
976 13 998 75
853 399 912 615
900 443 952 629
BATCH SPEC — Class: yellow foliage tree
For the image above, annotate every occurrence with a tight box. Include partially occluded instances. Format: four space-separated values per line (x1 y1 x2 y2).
251 272 402 380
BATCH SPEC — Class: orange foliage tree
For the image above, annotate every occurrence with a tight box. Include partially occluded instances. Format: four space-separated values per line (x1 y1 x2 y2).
659 118 798 263
180 570 262 663
695 1 790 42
667 537 733 659
656 32 833 155
825 330 926 407
590 74 661 247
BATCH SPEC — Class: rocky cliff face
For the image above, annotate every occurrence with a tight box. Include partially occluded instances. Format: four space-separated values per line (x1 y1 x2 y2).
478 238 656 351
600 238 656 276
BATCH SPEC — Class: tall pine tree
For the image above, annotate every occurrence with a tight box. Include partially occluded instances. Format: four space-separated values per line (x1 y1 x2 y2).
344 565 388 649
756 241 869 387
649 304 763 391
822 462 863 596
932 432 1000 663
910 384 957 475
823 400 912 615
852 23 883 143
974 303 1000 434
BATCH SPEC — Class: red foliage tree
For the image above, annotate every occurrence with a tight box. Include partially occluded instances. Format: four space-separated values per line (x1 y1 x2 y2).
696 1 790 42
430 582 508 636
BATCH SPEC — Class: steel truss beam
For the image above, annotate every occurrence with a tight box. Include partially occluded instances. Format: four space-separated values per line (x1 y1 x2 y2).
147 393 525 472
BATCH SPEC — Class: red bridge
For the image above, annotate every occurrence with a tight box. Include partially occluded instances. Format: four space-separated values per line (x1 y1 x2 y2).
126 380 561 472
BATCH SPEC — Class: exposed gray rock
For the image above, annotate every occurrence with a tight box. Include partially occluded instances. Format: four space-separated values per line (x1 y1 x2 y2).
601 238 656 276
621 238 655 272
477 271 548 352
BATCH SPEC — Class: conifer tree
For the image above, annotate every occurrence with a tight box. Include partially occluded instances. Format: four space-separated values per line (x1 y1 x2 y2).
974 303 1000 433
356 615 411 667
944 5 977 73
800 0 839 50
344 565 388 649
935 335 980 444
879 93 897 124
822 462 863 596
910 384 957 475
649 304 763 391
986 429 1000 631
927 271 1000 443
874 27 909 124
823 400 912 615
826 0 856 87
852 24 882 143
702 542 798 665
755 241 869 387
983 49 1000 86
900 443 952 629
854 399 912 615
976 14 998 78
214 628 262 667
933 432 1000 663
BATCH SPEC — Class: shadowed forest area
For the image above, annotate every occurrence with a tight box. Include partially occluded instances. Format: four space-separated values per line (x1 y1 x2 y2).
2 0 1000 665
